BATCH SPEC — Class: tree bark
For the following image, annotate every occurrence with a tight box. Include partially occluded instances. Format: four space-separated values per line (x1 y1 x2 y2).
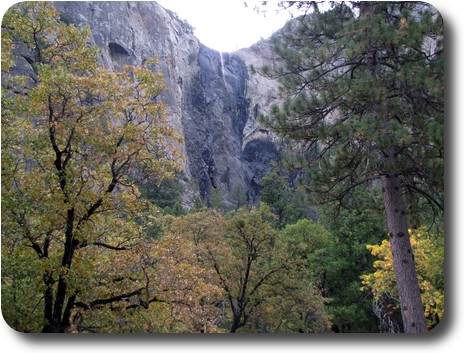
230 314 241 333
381 170 428 333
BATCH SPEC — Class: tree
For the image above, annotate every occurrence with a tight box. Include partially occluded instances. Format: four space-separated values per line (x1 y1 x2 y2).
208 204 283 332
361 227 444 332
148 212 225 332
244 263 331 333
281 218 332 266
136 171 185 213
259 2 443 332
260 171 310 226
1 2 179 332
277 218 333 332
318 198 387 332
230 183 247 210
208 187 226 210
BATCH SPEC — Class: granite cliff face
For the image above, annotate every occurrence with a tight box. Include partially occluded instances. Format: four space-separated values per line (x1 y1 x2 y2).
55 1 282 207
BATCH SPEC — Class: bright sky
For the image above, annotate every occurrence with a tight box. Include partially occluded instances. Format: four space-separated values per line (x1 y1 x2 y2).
156 0 292 52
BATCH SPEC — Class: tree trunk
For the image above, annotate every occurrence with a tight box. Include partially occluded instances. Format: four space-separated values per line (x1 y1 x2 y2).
381 172 428 333
230 315 240 333
42 208 77 333
229 301 243 333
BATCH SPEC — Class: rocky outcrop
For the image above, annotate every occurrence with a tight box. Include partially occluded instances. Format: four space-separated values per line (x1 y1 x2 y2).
54 1 282 208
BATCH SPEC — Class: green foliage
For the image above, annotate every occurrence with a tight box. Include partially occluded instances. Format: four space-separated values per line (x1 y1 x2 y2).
261 2 443 217
191 195 206 212
259 171 310 226
137 171 185 214
208 188 226 210
319 205 387 332
230 184 248 210
1 245 47 332
162 202 186 216
281 219 331 260
222 204 331 332
267 186 388 332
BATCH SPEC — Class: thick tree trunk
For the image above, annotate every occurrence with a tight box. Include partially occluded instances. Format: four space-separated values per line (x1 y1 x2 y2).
42 284 73 333
381 172 427 333
42 207 77 333
229 301 243 333
230 315 240 333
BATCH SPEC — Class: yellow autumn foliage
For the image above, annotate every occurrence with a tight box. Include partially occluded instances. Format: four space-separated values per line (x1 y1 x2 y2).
361 227 444 328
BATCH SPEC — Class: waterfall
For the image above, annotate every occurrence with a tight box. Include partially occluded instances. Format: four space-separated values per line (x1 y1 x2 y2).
219 51 225 77
219 51 227 87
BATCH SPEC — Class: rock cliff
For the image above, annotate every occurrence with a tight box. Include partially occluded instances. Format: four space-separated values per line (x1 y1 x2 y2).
54 1 282 208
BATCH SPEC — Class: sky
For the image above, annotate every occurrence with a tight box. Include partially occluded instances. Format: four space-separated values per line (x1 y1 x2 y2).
156 0 293 52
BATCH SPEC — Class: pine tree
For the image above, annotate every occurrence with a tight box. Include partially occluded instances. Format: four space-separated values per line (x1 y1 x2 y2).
260 2 443 333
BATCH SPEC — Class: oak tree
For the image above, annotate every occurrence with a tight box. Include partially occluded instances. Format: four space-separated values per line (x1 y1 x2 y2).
151 211 226 332
1 2 179 332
